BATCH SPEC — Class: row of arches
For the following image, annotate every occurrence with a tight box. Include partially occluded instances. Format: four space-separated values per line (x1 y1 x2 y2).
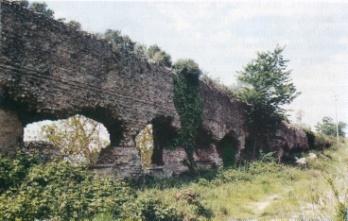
134 119 242 169
22 113 241 169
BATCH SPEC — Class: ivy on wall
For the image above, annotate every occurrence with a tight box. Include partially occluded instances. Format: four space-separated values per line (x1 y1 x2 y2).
173 59 203 171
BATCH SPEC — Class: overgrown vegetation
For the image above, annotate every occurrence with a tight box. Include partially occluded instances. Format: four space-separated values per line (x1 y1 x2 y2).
2 142 348 220
304 127 334 150
173 59 203 171
28 1 54 18
103 29 137 56
0 152 183 221
147 45 172 67
316 116 346 138
237 46 299 157
41 115 110 166
16 1 54 18
135 142 348 220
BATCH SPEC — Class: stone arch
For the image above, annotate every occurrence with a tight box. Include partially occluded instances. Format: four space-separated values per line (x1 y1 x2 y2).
151 116 177 165
23 114 112 164
217 131 240 167
2 94 125 148
135 116 177 169
78 107 124 147
0 96 125 157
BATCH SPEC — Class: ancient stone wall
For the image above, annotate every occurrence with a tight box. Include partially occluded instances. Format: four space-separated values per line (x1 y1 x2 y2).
0 1 179 141
270 122 309 161
0 1 181 177
0 108 23 153
0 1 311 178
199 81 247 152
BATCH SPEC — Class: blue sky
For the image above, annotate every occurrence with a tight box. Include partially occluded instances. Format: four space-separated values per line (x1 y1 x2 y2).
37 0 348 129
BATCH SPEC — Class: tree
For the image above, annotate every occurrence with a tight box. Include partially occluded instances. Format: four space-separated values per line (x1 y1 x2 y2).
42 115 110 165
173 59 203 171
29 2 54 18
315 116 346 137
104 29 135 53
237 46 299 156
147 45 172 67
18 0 29 8
66 20 82 31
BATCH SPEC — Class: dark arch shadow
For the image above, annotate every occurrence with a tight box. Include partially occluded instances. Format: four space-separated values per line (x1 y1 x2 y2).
217 132 239 168
195 127 215 149
79 107 124 147
151 116 178 166
3 95 124 147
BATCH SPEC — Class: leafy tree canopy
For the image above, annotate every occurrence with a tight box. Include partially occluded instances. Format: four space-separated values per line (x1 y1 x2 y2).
315 116 346 137
104 29 135 53
173 59 202 83
237 46 299 131
29 2 54 18
147 45 172 67
66 20 82 31
18 0 29 8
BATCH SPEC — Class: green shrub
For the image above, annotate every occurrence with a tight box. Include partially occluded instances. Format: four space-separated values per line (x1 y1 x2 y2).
303 127 334 150
29 2 54 18
314 134 333 149
0 160 134 221
247 161 282 175
93 198 183 221
134 198 183 221
0 152 40 193
0 154 186 221
147 45 172 67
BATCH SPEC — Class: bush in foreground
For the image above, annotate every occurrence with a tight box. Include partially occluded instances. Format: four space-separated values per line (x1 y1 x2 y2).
0 153 184 221
0 159 134 221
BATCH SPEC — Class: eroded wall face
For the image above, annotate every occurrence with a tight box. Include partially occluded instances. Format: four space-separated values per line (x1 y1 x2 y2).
0 1 180 177
199 82 247 149
0 1 179 140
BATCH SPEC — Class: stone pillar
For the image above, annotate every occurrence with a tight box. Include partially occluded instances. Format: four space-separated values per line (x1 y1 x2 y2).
95 124 143 178
0 108 23 153
236 133 246 163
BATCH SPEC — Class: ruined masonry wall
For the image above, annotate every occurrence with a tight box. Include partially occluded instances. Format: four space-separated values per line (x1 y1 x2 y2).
0 1 309 178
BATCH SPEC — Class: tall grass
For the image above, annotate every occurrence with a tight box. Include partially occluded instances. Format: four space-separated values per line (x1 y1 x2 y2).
2 142 348 220
132 142 348 220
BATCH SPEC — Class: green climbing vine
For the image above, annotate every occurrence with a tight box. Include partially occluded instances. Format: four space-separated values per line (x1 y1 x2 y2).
173 59 203 171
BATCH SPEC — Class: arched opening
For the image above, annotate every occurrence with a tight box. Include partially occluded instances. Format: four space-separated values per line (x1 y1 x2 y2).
24 114 111 165
79 107 124 147
195 127 215 149
151 116 177 165
217 132 239 167
135 116 177 169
